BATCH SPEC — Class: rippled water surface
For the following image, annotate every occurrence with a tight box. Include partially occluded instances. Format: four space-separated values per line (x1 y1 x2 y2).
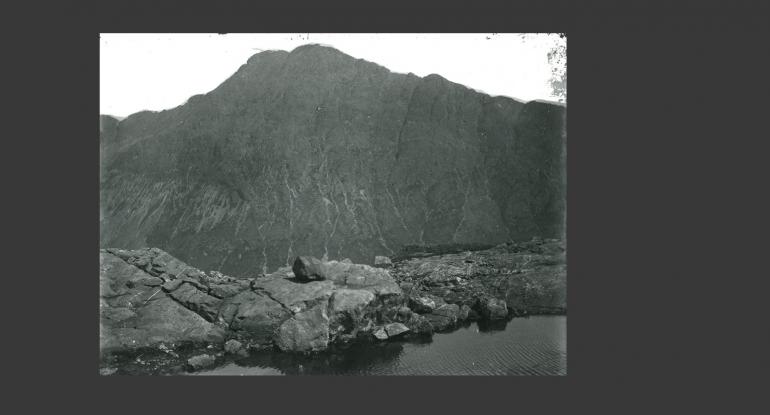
197 316 566 376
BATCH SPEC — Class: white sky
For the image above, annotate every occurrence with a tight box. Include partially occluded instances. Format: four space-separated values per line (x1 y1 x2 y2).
100 33 565 118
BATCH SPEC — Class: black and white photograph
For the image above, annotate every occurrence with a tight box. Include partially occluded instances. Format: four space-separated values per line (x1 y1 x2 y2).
99 33 567 376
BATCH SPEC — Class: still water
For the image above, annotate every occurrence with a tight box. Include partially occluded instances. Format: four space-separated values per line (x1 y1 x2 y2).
196 316 566 376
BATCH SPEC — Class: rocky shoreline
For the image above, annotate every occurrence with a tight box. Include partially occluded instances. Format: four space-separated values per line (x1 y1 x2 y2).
99 238 565 375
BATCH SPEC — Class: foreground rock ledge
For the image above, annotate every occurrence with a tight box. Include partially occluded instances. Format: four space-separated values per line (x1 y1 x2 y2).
100 249 412 358
100 239 565 374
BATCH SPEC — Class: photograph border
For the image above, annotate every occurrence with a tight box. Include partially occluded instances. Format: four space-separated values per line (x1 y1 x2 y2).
9 0 769 413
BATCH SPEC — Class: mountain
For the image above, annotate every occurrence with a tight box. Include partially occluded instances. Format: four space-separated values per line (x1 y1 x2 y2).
100 44 566 277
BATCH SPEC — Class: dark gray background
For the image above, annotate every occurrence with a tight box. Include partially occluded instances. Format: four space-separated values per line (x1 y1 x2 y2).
6 0 769 413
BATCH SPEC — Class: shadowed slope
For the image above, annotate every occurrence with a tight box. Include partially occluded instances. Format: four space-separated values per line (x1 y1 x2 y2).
100 44 565 277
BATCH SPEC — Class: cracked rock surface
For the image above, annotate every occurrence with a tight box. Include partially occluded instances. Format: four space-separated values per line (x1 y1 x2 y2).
392 237 567 323
100 248 408 360
100 237 565 374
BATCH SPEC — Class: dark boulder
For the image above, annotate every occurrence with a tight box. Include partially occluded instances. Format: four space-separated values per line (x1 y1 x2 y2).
292 256 327 282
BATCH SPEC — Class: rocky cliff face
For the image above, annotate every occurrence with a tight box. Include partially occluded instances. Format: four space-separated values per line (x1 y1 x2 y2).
100 44 566 277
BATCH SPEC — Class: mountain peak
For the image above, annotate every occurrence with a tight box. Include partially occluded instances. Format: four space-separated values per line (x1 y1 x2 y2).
289 43 346 55
286 43 358 66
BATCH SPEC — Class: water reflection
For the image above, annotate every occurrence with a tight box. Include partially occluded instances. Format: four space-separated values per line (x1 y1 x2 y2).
196 316 566 376
233 339 419 375
476 319 509 332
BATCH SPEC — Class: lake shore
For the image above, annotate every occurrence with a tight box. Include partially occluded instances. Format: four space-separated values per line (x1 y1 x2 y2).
99 237 565 375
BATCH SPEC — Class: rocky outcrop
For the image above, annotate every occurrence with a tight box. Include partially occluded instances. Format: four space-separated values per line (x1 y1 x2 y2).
408 296 436 313
425 304 461 332
166 283 222 322
100 238 565 374
480 298 508 320
275 304 330 352
100 248 409 360
219 290 290 346
100 44 565 278
322 260 402 296
328 288 376 338
391 237 567 318
99 251 226 354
